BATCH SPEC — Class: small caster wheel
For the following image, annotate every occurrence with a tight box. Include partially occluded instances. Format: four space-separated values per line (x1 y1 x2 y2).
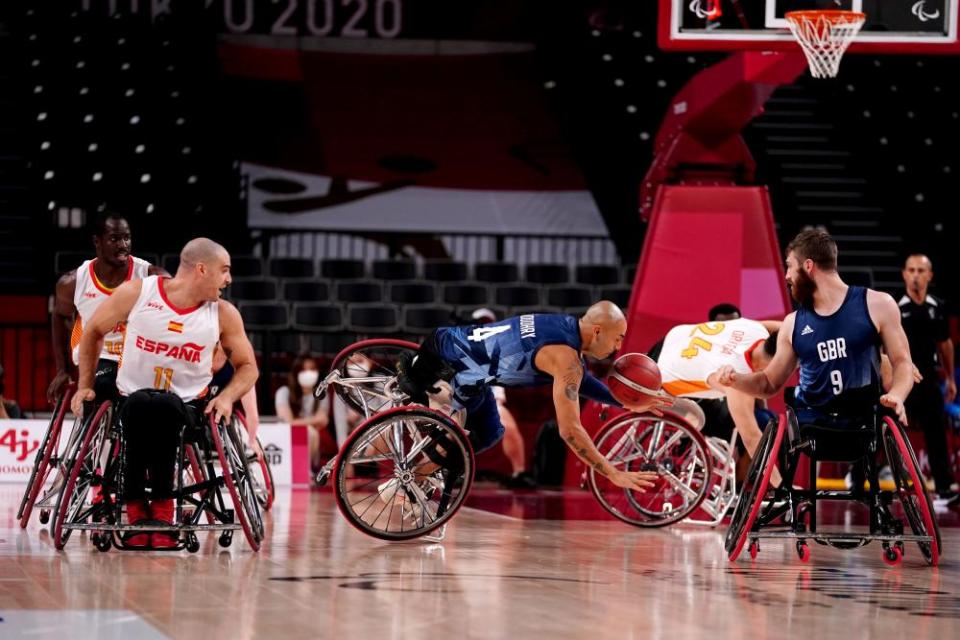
882 545 902 567
186 534 200 553
95 534 112 552
39 510 50 525
797 541 810 563
749 540 759 560
219 531 233 548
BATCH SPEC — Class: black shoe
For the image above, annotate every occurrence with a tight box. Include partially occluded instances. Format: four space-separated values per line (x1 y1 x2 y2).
502 471 538 490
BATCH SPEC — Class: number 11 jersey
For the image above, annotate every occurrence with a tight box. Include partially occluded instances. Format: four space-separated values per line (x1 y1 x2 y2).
116 276 220 401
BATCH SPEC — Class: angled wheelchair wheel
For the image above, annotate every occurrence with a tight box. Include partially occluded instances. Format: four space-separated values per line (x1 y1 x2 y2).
881 416 941 566
52 401 114 550
326 339 420 417
250 437 275 511
333 406 474 541
234 410 274 511
184 442 216 525
210 415 264 552
588 412 712 528
725 413 787 561
18 384 75 528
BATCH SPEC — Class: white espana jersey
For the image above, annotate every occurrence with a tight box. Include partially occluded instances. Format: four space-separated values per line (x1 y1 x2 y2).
657 318 769 399
71 256 152 365
116 276 220 402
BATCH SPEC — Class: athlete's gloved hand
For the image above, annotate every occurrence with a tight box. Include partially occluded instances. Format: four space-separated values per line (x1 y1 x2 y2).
880 393 908 425
609 469 659 492
396 352 441 398
70 387 95 417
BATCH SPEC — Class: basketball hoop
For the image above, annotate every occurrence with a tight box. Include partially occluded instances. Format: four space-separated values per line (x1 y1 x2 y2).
785 10 866 79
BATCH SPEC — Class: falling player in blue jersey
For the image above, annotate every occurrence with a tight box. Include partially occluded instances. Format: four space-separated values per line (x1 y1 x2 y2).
398 300 670 492
717 229 914 427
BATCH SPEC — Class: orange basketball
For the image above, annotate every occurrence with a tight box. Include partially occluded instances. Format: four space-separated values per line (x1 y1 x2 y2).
608 353 662 406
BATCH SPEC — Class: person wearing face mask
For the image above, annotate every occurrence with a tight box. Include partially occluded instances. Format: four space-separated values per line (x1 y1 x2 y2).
274 355 330 473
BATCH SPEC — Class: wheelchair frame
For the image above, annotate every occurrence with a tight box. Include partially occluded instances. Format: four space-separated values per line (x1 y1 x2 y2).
586 398 743 528
726 408 941 566
314 338 473 543
51 400 263 553
17 383 80 529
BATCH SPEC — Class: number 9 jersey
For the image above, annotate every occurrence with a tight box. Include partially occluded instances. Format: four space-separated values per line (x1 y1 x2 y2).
657 318 770 399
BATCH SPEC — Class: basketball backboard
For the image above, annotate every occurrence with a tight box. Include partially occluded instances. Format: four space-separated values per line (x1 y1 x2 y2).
658 0 960 53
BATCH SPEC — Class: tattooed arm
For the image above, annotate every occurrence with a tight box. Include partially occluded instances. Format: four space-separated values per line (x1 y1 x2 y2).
535 345 657 492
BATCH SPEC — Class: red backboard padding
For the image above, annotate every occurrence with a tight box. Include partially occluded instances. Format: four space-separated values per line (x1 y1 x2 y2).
569 185 792 486
625 185 791 355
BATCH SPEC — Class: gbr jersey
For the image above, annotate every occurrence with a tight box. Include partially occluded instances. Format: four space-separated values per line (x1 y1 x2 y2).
116 276 219 401
71 256 151 365
657 318 769 399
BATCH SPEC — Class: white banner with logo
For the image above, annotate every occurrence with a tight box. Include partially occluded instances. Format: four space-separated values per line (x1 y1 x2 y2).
0 420 49 483
0 420 308 486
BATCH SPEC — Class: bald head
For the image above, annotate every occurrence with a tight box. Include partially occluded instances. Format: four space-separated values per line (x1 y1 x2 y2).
179 237 228 270
582 301 626 328
175 237 233 302
579 301 627 360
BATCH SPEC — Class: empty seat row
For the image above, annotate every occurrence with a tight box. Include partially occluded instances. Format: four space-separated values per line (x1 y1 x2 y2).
160 254 636 285
226 279 632 309
240 302 615 335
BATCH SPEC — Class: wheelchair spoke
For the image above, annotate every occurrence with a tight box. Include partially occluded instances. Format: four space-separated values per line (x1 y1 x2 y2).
650 428 685 461
603 423 639 462
405 480 437 527
404 432 438 466
386 421 406 464
644 421 664 460
658 467 700 502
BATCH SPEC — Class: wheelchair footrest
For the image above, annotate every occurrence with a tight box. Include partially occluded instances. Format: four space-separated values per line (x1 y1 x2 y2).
748 530 933 544
64 523 242 532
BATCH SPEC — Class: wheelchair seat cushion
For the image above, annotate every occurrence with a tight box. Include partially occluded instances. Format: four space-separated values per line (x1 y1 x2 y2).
796 409 876 461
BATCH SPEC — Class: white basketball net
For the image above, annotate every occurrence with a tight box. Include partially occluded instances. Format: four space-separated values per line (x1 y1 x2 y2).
785 11 866 79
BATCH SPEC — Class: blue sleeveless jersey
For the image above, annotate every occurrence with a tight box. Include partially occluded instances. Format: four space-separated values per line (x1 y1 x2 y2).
792 286 881 409
434 313 582 394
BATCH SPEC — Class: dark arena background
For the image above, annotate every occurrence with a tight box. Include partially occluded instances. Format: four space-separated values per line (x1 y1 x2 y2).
0 1 958 638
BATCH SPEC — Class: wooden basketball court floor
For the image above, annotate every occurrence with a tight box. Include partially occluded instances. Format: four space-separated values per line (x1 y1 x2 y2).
1 485 957 639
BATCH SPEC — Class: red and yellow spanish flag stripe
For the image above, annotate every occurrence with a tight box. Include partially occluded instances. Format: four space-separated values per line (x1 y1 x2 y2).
168 320 184 333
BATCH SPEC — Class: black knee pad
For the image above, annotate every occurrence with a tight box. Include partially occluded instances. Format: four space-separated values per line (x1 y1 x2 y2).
396 336 456 401
421 426 465 472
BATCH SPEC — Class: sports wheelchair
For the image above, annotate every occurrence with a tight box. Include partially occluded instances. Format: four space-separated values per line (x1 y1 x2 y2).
50 398 264 552
586 398 740 527
17 383 82 528
314 339 474 543
725 407 942 566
